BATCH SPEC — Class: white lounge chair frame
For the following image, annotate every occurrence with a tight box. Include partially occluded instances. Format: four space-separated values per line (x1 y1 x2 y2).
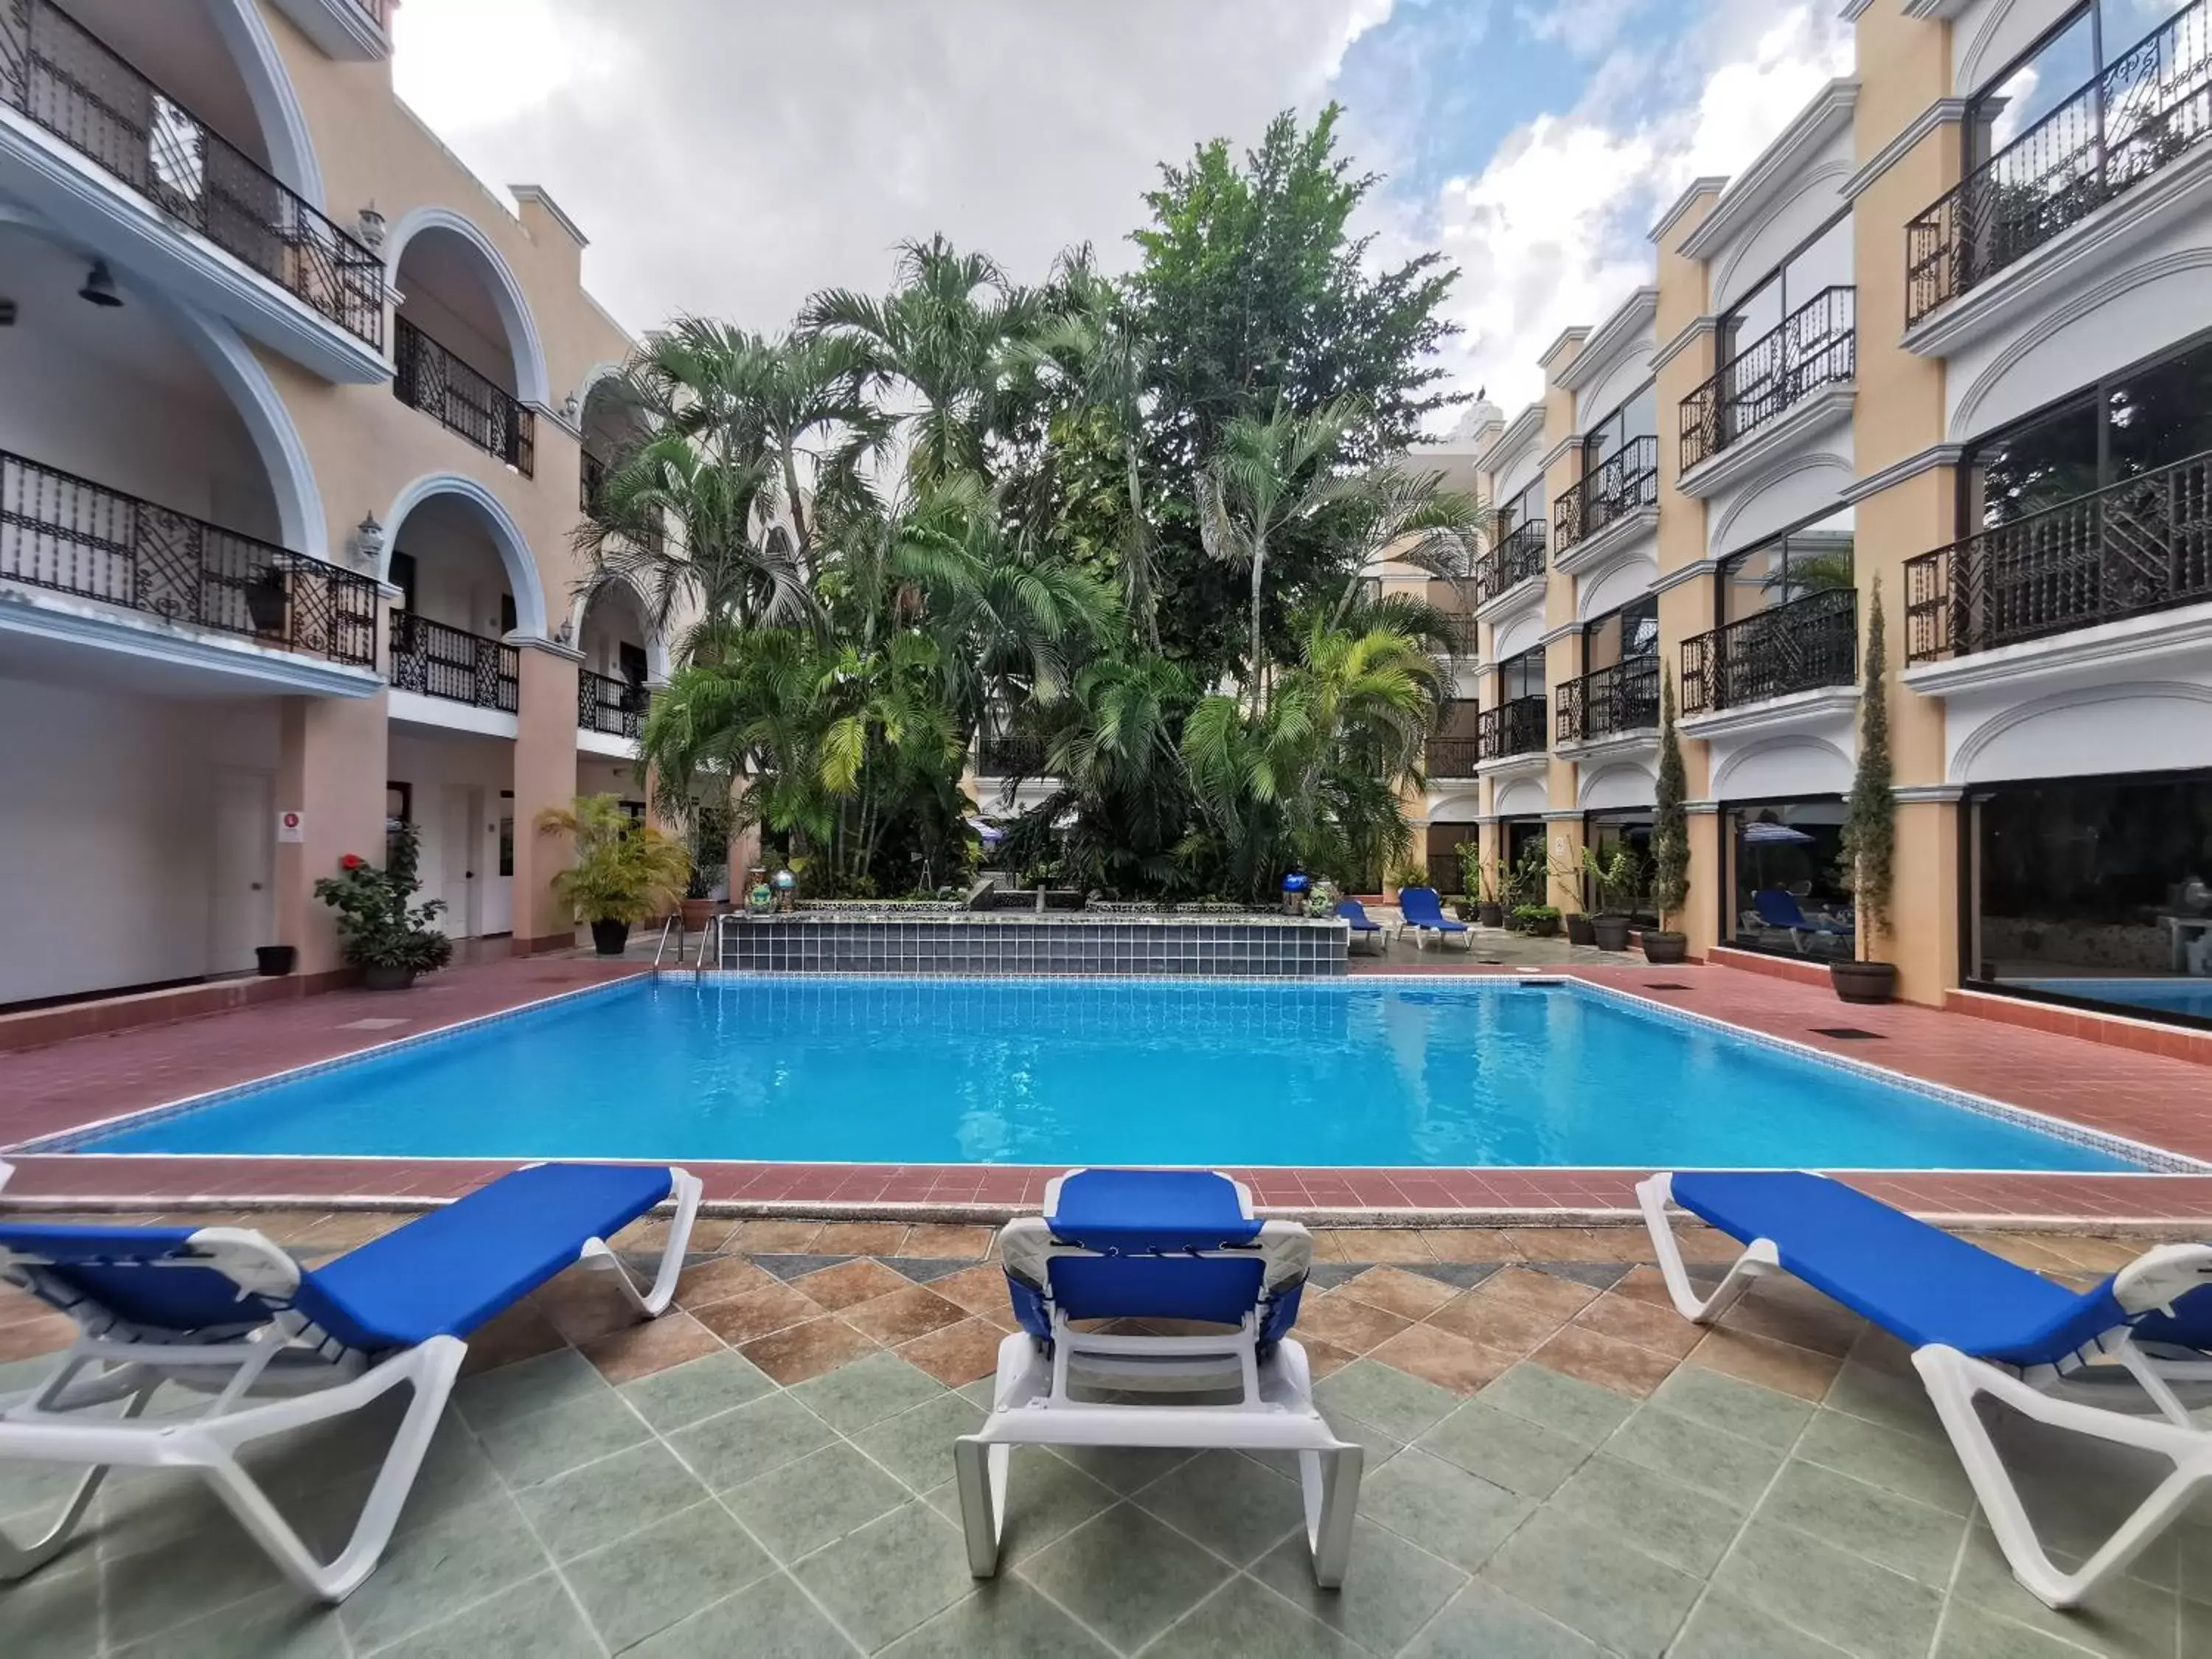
954 1212 1362 1587
1639 1170 2212 1609
0 1168 700 1601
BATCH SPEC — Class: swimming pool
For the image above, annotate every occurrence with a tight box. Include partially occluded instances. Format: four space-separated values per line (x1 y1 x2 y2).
52 978 2165 1172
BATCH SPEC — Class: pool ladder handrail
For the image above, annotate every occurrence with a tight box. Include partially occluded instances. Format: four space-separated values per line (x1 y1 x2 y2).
651 915 680 969
694 911 722 978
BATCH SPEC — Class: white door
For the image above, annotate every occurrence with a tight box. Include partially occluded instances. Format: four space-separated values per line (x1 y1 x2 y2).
439 785 481 937
482 793 514 937
208 769 274 973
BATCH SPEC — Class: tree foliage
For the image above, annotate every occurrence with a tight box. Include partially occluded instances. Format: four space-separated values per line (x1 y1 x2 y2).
1652 667 1690 931
1840 576 1896 947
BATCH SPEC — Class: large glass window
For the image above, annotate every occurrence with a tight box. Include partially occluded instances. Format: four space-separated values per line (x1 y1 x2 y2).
1499 476 1545 533
1582 596 1659 672
1582 384 1656 473
1720 214 1852 363
1497 647 1545 701
1719 508 1855 625
1969 8 2097 161
1585 812 1656 925
1972 772 2212 1027
1725 800 1855 961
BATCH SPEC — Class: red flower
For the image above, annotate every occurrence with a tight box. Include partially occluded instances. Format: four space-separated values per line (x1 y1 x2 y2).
340 854 366 870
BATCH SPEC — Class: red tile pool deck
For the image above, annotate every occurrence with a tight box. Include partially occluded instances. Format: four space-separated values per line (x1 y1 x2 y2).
2 956 2209 1225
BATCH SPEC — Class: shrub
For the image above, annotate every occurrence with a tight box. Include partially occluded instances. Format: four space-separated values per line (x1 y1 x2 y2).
539 794 692 925
313 824 454 975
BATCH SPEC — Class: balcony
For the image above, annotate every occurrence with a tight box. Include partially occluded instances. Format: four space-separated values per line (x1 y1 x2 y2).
1478 695 1548 762
976 733 1049 777
389 612 518 713
0 0 386 370
581 446 665 553
1554 437 1658 557
1905 449 2212 664
1679 288 1855 479
1681 588 1857 715
1475 521 1546 605
1425 728 1482 777
1 447 378 672
395 318 536 475
579 668 648 739
1905 1 2212 329
1557 658 1660 745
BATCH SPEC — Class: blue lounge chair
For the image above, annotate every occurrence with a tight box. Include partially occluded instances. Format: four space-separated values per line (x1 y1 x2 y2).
0 1161 701 1600
1752 887 1852 953
956 1169 1362 1586
1639 1170 2212 1609
1335 898 1391 953
1396 885 1472 950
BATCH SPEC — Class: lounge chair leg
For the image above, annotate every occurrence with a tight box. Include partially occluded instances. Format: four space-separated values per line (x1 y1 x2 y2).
578 1167 703 1318
1913 1344 2212 1610
953 1436 1009 1577
1298 1443 1362 1588
1635 1174 1774 1324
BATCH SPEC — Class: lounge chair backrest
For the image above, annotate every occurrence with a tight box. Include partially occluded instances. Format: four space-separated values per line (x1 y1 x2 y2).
1753 888 1809 928
0 1223 314 1345
1001 1169 1310 1343
1397 886 1446 923
1335 900 1379 930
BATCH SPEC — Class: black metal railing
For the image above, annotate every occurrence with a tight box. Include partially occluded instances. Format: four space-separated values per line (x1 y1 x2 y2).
394 317 535 474
1477 694 1548 760
1680 288 1856 473
1905 448 2212 662
579 668 648 737
1680 588 1857 714
1906 1 2212 326
0 0 383 349
1557 657 1660 743
389 611 518 712
1425 734 1483 776
1554 436 1660 552
1475 520 1546 603
0 448 377 665
976 733 1049 776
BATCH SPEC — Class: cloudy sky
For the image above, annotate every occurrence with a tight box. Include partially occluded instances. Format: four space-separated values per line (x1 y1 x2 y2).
392 0 1851 420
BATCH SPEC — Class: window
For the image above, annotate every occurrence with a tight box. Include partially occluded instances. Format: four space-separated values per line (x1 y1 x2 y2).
1720 507 1854 625
1498 476 1545 536
1497 647 1545 702
619 641 649 689
388 551 417 613
1582 383 1656 472
1719 213 1851 366
1968 7 2097 164
1725 801 1856 961
385 781 412 866
497 790 515 880
1963 330 2212 531
1582 596 1658 672
498 593 518 636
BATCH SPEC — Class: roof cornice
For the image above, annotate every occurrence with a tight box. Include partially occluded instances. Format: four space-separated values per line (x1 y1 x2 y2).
1478 402 1548 477
1679 80 1860 261
1649 176 1729 244
1843 99 1970 202
1538 325 1590 372
1554 288 1658 393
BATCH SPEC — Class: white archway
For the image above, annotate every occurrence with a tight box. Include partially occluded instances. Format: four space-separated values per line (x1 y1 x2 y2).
380 473 549 638
205 0 326 206
567 575 672 682
383 206 552 408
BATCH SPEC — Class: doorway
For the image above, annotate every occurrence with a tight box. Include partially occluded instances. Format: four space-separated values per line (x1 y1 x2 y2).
440 785 483 937
208 768 274 974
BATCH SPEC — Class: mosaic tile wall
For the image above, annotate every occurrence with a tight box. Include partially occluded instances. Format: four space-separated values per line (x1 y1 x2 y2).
718 917 1351 977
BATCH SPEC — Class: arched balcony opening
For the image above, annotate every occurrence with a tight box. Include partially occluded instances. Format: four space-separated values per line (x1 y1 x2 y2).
390 221 540 473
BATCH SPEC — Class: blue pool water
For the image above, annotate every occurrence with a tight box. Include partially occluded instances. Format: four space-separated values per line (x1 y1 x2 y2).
2014 978 2212 1022
68 978 2146 1171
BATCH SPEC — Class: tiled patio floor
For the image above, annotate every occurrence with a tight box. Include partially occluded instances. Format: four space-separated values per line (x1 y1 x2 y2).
3 1217 2204 1657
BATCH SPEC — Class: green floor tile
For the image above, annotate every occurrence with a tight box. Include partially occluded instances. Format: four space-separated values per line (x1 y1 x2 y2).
7 1559 100 1659
1046 1442 1197 1495
101 1518 293 1648
333 1492 549 1652
1417 1399 1593 1499
666 1391 837 1492
1603 1402 1786 1508
1669 1591 1851 1658
1018 1502 1234 1652
922 1446 1116 1565
1316 1410 1405 1477
472 1388 649 1487
1821 1360 1947 1444
1477 1361 1636 1445
1935 1600 2118 1659
112 1590 346 1659
726 1441 912 1564
1949 1523 2180 1658
1132 1449 1306 1565
794 1500 975 1650
515 1436 709 1560
1479 1509 1703 1658
881 1576 1114 1657
1649 1363 1814 1450
1397 1581 1603 1658
1144 1574 1363 1658
619 1349 776 1432
1313 1360 1461 1444
1357 1448 1533 1571
1712 1518 1946 1659
790 1351 946 1435
1545 1452 1745 1575
451 1349 605 1433
625 1571 858 1658
564 1500 774 1651
365 1572 599 1659
1792 1408 1976 1517
849 1391 987 1495
1756 1457 1966 1586
1249 1517 1467 1655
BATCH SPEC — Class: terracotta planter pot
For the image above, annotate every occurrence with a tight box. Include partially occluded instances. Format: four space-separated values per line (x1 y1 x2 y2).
1832 959 1898 1004
1641 931 1688 964
590 918 632 956
1592 916 1631 952
1564 914 1596 946
361 964 414 991
1476 903 1504 928
680 897 717 932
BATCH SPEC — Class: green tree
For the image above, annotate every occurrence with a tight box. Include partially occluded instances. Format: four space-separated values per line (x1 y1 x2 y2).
1840 576 1896 950
1652 667 1690 933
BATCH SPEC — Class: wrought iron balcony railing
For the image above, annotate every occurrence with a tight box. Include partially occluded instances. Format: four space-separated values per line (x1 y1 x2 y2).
0 0 384 349
1 448 378 666
1477 694 1548 761
394 317 535 475
1906 1 2212 327
1424 737 1483 778
1905 448 2212 663
389 611 518 712
1557 657 1660 744
1475 520 1546 603
1554 436 1659 552
1680 587 1857 715
1680 288 1856 474
579 667 648 737
976 733 1049 777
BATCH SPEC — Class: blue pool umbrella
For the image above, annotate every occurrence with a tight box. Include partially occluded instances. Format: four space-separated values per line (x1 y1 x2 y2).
964 816 1007 848
1740 818 1814 890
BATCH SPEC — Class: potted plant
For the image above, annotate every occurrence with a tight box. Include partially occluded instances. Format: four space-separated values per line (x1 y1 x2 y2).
1513 903 1562 938
679 803 731 933
1834 576 1898 1004
538 793 692 956
1582 844 1637 952
313 823 453 990
1464 846 1506 926
1385 859 1431 907
1551 853 1596 944
254 945 296 977
1645 666 1691 964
